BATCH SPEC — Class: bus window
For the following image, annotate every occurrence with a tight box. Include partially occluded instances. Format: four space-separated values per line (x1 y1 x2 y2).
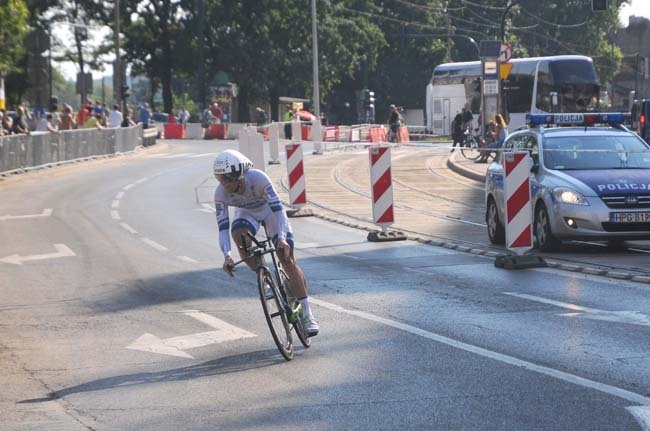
536 61 552 112
504 61 535 113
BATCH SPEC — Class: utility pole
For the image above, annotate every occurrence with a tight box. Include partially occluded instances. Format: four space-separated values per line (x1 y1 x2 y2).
311 0 320 118
114 0 122 111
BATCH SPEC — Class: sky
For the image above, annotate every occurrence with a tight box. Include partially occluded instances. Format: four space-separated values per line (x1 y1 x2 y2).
56 0 650 81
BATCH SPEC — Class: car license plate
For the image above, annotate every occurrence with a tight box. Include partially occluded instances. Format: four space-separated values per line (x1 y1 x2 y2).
609 212 650 223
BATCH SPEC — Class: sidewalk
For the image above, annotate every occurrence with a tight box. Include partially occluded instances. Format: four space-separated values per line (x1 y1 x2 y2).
446 149 489 182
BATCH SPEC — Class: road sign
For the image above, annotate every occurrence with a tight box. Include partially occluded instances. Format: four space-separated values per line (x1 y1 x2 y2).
500 63 513 80
499 43 513 63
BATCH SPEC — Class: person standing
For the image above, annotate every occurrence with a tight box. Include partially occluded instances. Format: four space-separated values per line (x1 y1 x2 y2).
461 103 473 131
451 112 463 152
60 104 76 130
388 104 402 143
178 106 190 126
478 114 508 163
283 105 293 139
11 105 29 134
108 104 123 128
35 113 59 133
139 103 151 129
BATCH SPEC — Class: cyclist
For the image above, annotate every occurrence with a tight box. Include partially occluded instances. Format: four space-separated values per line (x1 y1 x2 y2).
213 150 319 336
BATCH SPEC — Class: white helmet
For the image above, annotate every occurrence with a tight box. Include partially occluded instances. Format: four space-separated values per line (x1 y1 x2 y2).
213 150 253 180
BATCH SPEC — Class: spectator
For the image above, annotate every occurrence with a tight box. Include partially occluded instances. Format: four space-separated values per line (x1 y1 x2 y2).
93 101 104 116
50 104 61 129
121 108 136 127
202 107 212 138
450 112 463 152
108 104 123 128
36 113 59 133
60 104 76 130
461 103 473 131
478 114 508 163
255 107 267 127
283 105 293 139
388 104 402 143
77 102 92 127
85 112 104 129
0 111 4 136
178 106 190 126
1 108 13 134
210 102 222 124
11 105 29 134
138 103 151 129
168 110 177 124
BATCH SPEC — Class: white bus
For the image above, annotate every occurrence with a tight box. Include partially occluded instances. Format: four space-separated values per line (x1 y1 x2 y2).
425 55 600 135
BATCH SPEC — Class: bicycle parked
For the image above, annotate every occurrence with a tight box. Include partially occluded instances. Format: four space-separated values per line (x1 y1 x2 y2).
232 223 311 361
460 127 497 163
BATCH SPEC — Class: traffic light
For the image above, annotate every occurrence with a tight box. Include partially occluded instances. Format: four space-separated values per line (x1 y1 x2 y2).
366 90 375 110
121 85 130 100
592 0 607 11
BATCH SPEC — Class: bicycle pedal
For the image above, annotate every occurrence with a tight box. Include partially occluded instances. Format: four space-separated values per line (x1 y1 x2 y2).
288 304 302 323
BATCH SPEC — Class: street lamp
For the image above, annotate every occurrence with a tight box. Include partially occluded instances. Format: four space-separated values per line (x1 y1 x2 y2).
500 0 522 42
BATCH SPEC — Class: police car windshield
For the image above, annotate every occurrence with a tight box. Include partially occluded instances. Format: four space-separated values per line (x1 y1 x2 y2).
542 136 650 170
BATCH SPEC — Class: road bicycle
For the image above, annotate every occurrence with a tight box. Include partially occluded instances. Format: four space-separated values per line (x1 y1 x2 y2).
232 224 311 361
460 127 497 163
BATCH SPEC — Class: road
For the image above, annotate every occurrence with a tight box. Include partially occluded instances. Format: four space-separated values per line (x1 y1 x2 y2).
2 138 650 430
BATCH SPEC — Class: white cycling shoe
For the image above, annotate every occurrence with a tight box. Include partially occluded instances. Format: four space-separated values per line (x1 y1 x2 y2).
301 315 319 337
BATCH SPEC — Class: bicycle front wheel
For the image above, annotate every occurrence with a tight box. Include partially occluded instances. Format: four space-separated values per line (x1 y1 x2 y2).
279 269 311 348
461 136 481 161
258 267 294 360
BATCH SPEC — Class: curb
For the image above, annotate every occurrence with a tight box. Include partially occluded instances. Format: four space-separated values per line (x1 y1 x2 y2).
446 151 486 182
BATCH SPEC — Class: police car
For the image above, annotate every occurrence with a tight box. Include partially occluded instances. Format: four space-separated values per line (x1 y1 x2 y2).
485 113 650 251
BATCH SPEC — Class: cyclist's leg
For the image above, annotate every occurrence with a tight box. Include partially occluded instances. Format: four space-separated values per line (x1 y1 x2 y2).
231 211 262 271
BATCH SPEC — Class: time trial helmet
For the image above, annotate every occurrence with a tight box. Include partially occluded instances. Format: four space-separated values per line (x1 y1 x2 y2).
213 149 253 181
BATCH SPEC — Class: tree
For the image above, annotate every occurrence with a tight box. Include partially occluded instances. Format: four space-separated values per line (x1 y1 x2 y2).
0 0 30 78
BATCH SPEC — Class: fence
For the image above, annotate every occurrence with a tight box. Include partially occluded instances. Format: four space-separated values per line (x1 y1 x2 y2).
0 125 150 175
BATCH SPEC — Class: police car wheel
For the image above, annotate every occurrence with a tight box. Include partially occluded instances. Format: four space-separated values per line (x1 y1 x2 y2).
486 198 505 244
534 204 560 252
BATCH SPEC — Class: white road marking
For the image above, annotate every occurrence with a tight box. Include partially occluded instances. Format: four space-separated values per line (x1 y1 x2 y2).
141 238 168 252
110 210 121 220
120 223 138 234
177 255 198 263
161 153 194 159
0 208 53 221
187 153 216 158
111 200 120 209
628 406 650 431
135 177 149 184
123 184 135 191
127 310 256 359
0 244 75 265
115 191 125 199
503 292 650 327
310 297 650 406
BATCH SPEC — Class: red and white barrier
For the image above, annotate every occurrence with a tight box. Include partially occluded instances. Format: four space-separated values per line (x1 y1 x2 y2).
504 151 533 254
368 145 394 227
285 142 306 207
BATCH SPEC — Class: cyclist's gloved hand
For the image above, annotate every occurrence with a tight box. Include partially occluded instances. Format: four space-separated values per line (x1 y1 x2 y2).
276 238 290 259
223 255 236 277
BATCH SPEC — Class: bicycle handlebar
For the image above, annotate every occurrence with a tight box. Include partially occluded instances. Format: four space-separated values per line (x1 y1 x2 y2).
231 231 277 268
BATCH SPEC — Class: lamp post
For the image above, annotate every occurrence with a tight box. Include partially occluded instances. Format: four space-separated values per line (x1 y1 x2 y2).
500 0 522 42
311 0 320 118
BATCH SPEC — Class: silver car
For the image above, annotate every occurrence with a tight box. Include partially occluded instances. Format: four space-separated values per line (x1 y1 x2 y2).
485 113 650 251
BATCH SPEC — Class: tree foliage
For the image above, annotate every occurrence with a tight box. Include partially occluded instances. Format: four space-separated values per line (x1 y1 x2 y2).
0 0 30 77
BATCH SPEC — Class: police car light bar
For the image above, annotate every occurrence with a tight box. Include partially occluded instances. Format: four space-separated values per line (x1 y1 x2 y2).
527 113 628 126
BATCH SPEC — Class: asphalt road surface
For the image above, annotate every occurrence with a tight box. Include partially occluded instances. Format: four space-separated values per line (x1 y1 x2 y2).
2 139 650 430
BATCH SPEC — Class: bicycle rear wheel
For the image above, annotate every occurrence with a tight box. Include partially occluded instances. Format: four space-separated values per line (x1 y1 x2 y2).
279 270 311 348
460 136 481 161
258 267 293 360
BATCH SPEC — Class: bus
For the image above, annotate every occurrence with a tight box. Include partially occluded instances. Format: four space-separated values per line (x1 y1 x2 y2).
425 55 600 135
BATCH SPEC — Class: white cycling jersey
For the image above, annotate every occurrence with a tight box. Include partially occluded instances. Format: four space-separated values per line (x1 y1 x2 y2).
214 169 290 257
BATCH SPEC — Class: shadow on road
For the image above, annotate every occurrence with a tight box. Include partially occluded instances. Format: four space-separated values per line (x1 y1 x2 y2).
18 348 284 403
